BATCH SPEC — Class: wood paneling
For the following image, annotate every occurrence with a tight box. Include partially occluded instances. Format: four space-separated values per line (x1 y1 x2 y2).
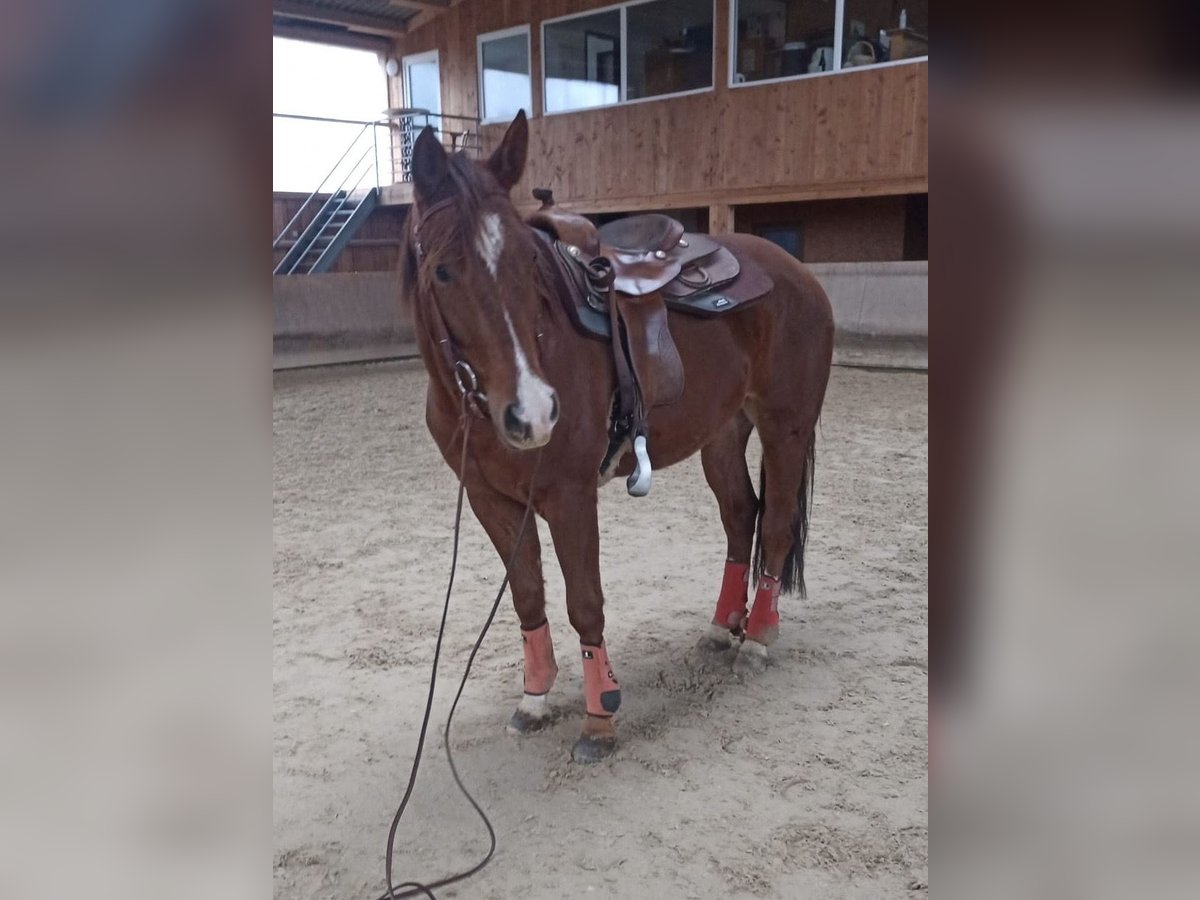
386 0 927 213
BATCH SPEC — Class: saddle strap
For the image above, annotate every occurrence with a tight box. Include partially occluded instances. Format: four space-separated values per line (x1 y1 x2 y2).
605 277 643 437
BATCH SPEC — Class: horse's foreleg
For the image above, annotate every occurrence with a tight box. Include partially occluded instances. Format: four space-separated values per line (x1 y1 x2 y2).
466 485 556 734
543 487 619 763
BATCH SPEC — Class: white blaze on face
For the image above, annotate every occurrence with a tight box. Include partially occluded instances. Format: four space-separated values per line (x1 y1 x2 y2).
475 211 504 279
504 310 557 446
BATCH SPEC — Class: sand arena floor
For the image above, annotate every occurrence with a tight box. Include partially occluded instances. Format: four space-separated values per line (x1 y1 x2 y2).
274 360 927 899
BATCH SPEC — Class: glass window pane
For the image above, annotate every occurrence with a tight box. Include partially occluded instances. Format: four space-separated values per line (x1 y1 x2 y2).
405 59 441 115
843 1 928 68
733 0 836 83
481 32 531 122
627 0 713 101
544 10 622 113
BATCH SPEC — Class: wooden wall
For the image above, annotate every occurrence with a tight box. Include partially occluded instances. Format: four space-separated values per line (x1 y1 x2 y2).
386 0 927 213
738 195 913 262
272 194 409 273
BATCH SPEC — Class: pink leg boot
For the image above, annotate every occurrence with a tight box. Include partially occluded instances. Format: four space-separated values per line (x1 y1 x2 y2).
736 575 781 675
507 620 558 734
702 561 751 648
745 574 781 646
573 641 620 764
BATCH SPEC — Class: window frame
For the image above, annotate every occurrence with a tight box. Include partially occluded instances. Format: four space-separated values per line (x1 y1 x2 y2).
540 0 718 117
476 24 534 124
726 0 928 90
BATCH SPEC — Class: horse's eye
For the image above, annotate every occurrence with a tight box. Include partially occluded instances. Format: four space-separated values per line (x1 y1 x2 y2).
434 265 451 284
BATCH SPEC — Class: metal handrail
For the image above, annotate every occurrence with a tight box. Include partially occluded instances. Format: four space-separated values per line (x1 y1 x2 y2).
272 110 485 261
282 141 380 274
273 118 381 251
275 112 380 126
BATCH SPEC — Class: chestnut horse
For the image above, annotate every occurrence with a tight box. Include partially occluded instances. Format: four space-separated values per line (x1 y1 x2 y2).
400 112 833 763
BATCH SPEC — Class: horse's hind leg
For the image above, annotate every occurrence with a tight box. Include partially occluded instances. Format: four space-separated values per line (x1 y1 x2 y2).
697 412 758 651
467 485 557 734
735 406 822 674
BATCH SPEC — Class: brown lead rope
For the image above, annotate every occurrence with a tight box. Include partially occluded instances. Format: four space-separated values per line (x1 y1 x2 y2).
376 395 542 900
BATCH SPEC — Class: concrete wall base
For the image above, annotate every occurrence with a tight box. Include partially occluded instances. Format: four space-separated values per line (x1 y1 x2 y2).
274 273 414 370
808 261 927 370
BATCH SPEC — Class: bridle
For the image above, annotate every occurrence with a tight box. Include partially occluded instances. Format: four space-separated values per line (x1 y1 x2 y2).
410 196 489 419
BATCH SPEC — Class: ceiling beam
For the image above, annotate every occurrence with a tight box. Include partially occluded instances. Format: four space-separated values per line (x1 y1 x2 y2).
272 20 393 53
273 1 408 37
402 0 463 34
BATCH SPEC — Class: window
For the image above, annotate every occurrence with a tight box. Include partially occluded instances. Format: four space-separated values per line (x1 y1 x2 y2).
842 1 927 69
732 0 927 85
478 26 532 123
544 8 622 113
627 0 714 100
273 37 390 192
543 0 715 114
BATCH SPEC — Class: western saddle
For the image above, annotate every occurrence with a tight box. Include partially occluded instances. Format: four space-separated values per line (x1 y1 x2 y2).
528 188 773 496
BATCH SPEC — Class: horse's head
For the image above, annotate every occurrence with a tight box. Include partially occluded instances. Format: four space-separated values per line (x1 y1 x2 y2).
406 110 558 450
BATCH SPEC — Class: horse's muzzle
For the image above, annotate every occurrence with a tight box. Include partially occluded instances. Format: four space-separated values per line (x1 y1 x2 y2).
501 392 558 449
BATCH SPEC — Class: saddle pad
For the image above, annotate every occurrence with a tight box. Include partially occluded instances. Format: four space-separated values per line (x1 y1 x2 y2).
664 251 775 316
533 228 611 341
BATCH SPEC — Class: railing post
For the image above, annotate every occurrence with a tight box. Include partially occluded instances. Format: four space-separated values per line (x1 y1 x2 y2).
372 122 380 190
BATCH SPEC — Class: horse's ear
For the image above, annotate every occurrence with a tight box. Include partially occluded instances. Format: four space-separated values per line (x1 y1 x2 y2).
412 125 449 206
486 109 528 192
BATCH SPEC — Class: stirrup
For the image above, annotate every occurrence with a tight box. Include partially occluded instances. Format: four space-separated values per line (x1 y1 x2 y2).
626 434 652 497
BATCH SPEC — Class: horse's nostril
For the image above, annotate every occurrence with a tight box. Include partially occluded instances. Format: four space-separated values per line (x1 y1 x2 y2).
503 403 523 438
549 393 559 423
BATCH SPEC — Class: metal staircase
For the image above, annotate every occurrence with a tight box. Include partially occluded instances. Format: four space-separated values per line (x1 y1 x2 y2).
273 117 386 275
274 187 379 275
273 110 483 274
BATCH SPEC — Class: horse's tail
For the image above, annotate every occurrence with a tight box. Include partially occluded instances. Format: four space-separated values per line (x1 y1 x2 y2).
752 430 816 596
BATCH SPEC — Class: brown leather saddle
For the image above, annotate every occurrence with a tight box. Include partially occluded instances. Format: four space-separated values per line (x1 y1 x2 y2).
528 188 773 495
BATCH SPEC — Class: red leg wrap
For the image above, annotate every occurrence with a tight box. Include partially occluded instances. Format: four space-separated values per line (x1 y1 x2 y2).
521 621 558 695
712 561 751 630
580 641 621 717
745 574 781 645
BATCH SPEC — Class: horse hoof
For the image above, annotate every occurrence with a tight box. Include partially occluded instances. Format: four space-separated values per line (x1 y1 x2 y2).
506 694 552 735
733 639 769 676
696 623 735 653
572 715 617 764
507 709 551 735
571 734 617 764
